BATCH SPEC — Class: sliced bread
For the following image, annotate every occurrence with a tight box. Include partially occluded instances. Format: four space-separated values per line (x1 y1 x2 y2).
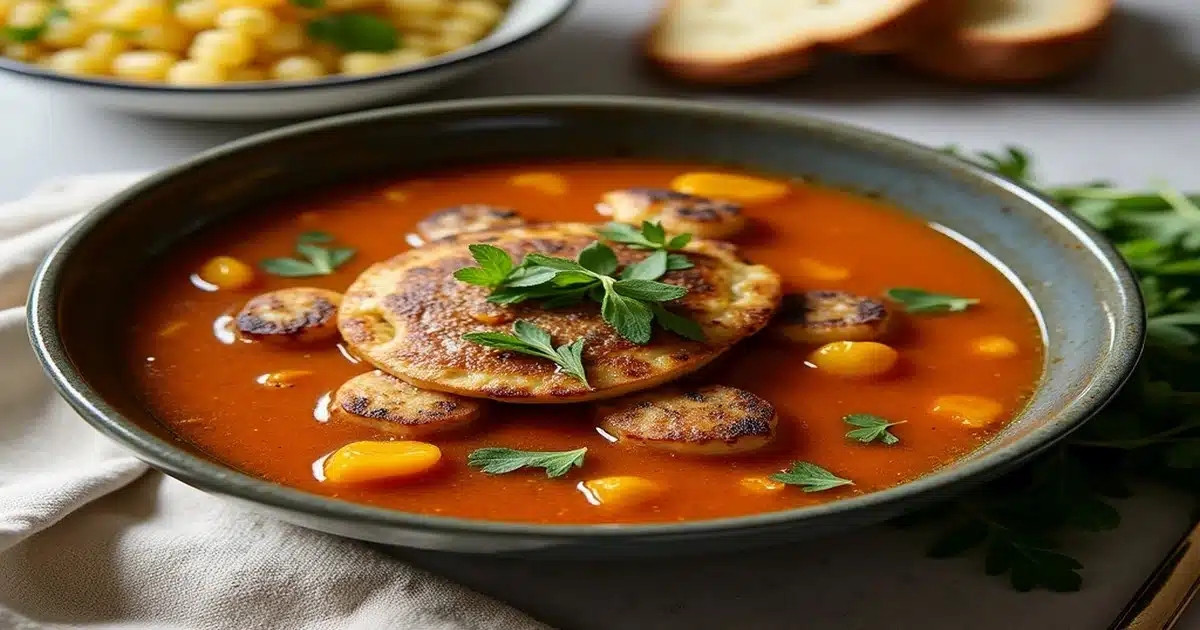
646 0 958 84
900 0 1112 83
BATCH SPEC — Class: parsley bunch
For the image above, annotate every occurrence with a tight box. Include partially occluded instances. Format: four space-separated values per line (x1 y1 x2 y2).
467 447 588 478
900 147 1200 592
454 236 704 344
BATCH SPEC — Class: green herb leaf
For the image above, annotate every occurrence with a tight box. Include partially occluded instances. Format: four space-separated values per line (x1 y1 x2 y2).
843 413 905 446
462 320 590 387
667 233 692 250
642 220 666 245
260 257 321 277
621 250 668 281
601 288 654 344
306 13 398 53
298 230 334 243
666 253 694 271
467 447 587 478
504 267 559 288
595 222 648 247
260 232 356 277
456 233 702 345
886 287 980 313
1 24 45 42
296 242 334 273
612 279 687 302
524 253 589 272
597 220 692 255
650 303 706 342
577 241 618 276
554 338 588 388
769 461 854 492
453 244 514 288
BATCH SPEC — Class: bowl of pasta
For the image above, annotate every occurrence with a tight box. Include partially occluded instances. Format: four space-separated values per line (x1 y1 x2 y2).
0 0 575 119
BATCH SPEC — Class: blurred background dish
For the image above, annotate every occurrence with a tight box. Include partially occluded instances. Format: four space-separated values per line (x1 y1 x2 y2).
0 0 576 119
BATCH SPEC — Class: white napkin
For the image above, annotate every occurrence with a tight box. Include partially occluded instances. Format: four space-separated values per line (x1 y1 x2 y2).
0 176 548 630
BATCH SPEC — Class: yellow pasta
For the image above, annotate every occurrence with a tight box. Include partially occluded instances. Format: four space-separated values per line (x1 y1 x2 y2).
4 0 508 84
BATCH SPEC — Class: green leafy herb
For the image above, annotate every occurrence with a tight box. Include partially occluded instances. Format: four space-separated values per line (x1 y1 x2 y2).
843 413 905 445
2 24 45 42
462 320 590 387
2 5 69 42
453 244 515 288
261 232 356 277
297 230 334 244
650 303 706 342
885 287 980 313
454 239 704 344
601 285 654 344
577 241 619 276
904 146 1200 592
467 447 587 478
306 13 398 53
769 461 854 493
598 221 694 262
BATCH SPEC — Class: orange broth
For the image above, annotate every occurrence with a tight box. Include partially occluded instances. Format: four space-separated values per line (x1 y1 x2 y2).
127 162 1043 524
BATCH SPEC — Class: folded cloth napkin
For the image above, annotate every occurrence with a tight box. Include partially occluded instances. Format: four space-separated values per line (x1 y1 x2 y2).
0 175 548 630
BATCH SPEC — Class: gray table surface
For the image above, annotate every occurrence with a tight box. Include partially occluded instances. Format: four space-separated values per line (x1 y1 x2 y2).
3 0 1199 628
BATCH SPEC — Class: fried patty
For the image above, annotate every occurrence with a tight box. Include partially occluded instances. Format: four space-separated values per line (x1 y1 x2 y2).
237 288 343 344
597 385 778 455
338 223 782 403
331 370 483 438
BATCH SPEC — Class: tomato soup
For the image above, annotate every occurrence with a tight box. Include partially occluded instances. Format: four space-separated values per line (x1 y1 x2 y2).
126 162 1042 524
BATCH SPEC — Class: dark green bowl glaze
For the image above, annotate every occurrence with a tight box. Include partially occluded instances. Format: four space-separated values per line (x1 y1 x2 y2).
27 96 1144 558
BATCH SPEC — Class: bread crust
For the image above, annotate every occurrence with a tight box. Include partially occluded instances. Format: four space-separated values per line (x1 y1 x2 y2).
644 0 956 84
900 0 1112 83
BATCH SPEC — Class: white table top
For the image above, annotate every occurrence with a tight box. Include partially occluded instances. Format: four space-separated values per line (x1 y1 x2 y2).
3 0 1199 628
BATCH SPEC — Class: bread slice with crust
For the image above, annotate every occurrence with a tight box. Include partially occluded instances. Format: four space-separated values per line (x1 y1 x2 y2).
646 0 958 84
900 0 1112 83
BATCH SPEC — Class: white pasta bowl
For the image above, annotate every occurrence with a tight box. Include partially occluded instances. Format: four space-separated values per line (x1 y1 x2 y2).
0 0 575 120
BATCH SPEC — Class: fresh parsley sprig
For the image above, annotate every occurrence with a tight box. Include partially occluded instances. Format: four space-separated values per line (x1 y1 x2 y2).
885 288 979 314
903 146 1200 592
467 447 587 478
598 221 694 272
844 414 905 445
462 320 589 387
599 220 690 251
770 461 854 492
454 240 705 344
260 231 356 277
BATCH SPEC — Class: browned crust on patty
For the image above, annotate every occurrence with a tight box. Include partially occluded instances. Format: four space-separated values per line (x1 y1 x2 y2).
782 291 888 329
237 288 342 343
338 223 782 403
332 370 483 437
416 204 525 243
598 385 777 452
